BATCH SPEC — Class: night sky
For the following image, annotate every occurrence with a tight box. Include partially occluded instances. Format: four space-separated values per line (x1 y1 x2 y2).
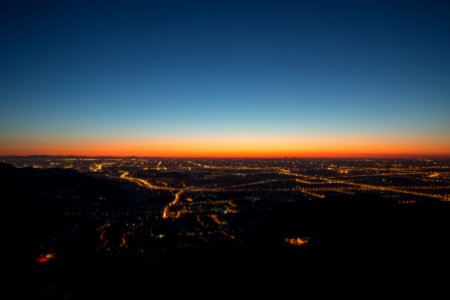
1 0 449 157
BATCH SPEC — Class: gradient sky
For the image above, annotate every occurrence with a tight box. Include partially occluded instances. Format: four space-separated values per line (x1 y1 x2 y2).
1 0 449 157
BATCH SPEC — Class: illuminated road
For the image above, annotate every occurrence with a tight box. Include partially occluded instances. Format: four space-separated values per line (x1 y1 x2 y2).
162 189 186 219
119 171 176 191
120 171 189 219
7 157 449 252
120 171 187 219
97 228 107 251
276 168 450 201
119 163 449 223
119 236 127 248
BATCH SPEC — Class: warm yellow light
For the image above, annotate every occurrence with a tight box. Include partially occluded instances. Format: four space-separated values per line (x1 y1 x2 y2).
285 237 308 246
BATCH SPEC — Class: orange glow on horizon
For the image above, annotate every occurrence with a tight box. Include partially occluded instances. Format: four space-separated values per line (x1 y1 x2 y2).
1 135 450 158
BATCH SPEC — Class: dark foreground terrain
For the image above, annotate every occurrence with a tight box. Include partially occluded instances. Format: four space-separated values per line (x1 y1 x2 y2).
2 162 449 298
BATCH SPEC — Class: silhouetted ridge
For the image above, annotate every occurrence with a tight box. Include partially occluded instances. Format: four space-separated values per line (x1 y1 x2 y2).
2 162 450 298
0 163 133 203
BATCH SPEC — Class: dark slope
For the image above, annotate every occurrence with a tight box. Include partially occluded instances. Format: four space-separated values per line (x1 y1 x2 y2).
1 163 450 298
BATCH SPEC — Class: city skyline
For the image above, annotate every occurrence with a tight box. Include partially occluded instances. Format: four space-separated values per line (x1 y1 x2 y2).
1 0 450 157
3 2 450 295
3 155 449 295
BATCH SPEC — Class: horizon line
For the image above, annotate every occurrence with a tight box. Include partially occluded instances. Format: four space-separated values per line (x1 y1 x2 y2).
1 154 450 159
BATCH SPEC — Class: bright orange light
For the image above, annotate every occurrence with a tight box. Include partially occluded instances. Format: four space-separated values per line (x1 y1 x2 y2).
1 132 450 157
285 237 309 246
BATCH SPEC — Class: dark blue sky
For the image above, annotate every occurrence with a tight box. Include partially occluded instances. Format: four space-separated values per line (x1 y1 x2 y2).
1 0 449 156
